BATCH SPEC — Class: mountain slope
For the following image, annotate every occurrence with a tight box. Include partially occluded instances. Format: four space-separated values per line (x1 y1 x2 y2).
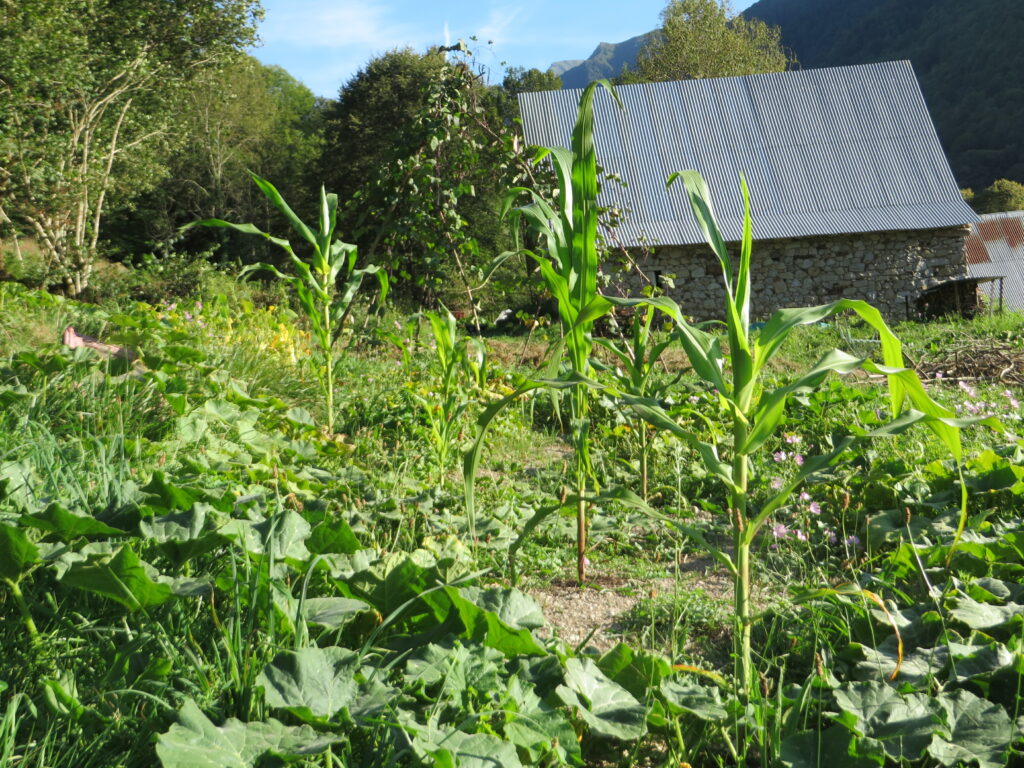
742 0 1023 189
550 33 655 89
545 0 1022 189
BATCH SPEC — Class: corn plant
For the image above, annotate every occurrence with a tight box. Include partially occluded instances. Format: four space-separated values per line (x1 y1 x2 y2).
595 305 681 500
467 80 621 584
190 173 387 433
414 307 487 488
615 171 997 722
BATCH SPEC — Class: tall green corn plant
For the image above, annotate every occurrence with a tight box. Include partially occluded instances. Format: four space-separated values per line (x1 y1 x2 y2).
622 171 997 711
190 173 387 433
478 80 621 583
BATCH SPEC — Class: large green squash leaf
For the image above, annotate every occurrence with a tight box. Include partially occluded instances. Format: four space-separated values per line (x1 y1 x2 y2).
301 597 372 629
257 646 359 724
61 545 173 610
950 595 1024 631
414 729 524 768
428 586 546 657
502 677 581 765
928 689 1013 768
659 680 728 723
832 681 939 762
779 726 882 768
0 523 39 580
22 502 123 540
156 699 338 768
556 657 647 740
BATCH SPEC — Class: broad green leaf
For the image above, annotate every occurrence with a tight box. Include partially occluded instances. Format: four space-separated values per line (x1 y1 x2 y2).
156 699 338 768
946 641 1015 683
380 553 438 618
21 502 123 540
0 523 39 581
221 510 311 562
0 384 30 408
415 730 524 768
306 517 361 555
143 472 200 512
502 677 581 765
62 545 172 610
139 505 209 543
258 646 359 723
831 681 939 762
780 726 882 768
301 597 372 629
458 586 546 630
928 689 1012 768
598 644 671 701
950 595 1024 631
556 657 647 740
0 461 40 513
141 505 227 564
405 642 503 702
659 680 728 722
428 586 546 656
850 639 946 685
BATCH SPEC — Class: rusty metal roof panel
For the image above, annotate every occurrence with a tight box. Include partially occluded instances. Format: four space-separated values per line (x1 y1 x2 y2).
967 211 1024 310
518 60 980 247
969 211 1024 265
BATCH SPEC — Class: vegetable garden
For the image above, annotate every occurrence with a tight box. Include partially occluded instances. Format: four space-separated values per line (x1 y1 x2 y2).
2 84 1024 768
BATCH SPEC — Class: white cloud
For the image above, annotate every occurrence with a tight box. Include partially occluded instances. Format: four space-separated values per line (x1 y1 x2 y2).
258 1 424 49
472 4 524 46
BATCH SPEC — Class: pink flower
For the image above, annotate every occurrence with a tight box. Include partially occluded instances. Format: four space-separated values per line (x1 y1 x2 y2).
845 535 861 548
795 530 808 541
784 433 802 444
774 451 787 463
799 492 811 502
771 477 783 490
772 523 790 539
793 454 804 466
809 501 821 515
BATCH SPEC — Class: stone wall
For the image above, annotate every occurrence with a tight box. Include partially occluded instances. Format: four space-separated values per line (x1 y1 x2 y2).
624 226 971 321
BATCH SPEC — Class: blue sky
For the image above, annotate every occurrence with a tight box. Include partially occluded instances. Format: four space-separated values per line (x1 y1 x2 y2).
250 0 757 98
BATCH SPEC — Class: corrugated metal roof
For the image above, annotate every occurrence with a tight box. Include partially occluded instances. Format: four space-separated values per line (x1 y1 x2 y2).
966 210 1024 311
518 61 980 247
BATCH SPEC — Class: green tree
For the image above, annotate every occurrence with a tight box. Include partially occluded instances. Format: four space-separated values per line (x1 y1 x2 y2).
0 0 260 295
320 46 534 313
494 67 563 127
106 56 325 266
969 179 1024 214
626 0 791 83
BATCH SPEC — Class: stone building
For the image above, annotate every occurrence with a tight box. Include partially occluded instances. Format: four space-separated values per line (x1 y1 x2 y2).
519 61 979 320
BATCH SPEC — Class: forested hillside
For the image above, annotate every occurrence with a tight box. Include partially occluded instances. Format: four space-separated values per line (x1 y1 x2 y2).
547 0 1022 190
744 0 1024 190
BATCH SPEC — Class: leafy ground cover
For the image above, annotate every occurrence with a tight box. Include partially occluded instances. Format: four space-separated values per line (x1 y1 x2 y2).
1 276 1023 767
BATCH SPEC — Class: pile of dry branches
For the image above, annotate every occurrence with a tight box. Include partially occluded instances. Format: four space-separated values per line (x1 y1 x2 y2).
912 341 1024 385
